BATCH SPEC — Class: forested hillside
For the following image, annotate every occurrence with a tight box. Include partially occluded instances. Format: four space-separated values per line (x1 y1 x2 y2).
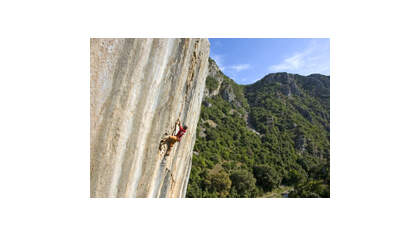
186 58 330 198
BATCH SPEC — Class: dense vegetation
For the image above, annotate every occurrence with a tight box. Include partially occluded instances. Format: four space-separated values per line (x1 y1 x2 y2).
205 76 218 94
187 60 330 198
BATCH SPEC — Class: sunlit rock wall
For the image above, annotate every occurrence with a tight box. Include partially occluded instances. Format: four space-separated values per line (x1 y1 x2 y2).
90 38 209 197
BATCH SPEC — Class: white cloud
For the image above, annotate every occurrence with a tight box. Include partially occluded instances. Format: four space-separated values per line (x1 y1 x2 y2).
210 54 251 74
211 54 225 71
211 52 255 83
269 53 304 71
230 64 250 72
268 39 330 75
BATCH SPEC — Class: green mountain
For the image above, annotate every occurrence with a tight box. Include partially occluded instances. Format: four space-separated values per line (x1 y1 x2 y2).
186 58 330 198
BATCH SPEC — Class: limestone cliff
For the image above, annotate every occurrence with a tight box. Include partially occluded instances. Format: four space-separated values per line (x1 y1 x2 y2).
203 58 225 98
90 38 210 198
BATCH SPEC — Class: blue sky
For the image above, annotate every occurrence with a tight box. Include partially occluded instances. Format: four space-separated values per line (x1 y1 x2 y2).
209 38 330 85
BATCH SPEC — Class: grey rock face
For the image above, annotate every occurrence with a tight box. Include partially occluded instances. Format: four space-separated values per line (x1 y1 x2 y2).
203 58 225 98
90 38 210 197
202 101 212 107
221 84 236 103
260 73 301 97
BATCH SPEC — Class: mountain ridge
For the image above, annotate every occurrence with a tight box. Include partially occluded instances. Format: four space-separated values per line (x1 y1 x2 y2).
186 58 330 198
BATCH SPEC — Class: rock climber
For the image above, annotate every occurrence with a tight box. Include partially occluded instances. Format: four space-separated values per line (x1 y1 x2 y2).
165 119 188 156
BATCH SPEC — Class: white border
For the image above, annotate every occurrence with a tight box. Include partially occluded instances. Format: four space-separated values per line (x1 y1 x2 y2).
1 0 419 236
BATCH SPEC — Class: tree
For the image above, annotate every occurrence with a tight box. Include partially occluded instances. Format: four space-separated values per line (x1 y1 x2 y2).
208 171 231 197
230 170 257 197
253 164 281 192
288 180 329 198
283 169 307 186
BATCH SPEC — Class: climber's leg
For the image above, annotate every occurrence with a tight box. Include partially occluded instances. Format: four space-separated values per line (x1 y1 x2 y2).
159 137 168 151
165 136 176 156
165 136 178 156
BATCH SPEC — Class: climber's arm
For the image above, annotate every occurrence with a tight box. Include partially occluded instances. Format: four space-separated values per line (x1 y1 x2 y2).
176 118 183 130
